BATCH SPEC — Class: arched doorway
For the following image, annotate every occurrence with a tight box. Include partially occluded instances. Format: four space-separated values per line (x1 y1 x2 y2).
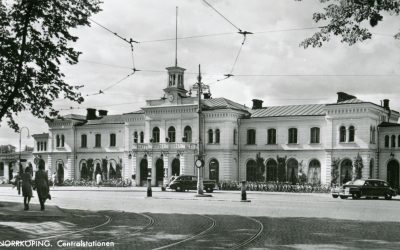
340 159 353 184
266 159 277 182
209 159 219 183
94 162 102 180
307 159 321 184
286 159 298 184
246 159 257 182
140 158 148 186
387 159 399 190
171 158 180 176
155 158 164 187
57 161 64 184
80 161 89 180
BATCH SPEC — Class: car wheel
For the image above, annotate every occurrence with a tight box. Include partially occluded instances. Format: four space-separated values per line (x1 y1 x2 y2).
340 195 348 199
352 193 361 200
332 194 339 198
384 193 392 200
206 188 213 193
176 186 182 192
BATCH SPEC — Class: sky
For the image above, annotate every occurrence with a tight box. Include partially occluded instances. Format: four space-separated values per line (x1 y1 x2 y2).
1 0 400 149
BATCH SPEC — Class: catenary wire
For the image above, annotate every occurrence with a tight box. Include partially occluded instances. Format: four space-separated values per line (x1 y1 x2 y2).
202 0 241 31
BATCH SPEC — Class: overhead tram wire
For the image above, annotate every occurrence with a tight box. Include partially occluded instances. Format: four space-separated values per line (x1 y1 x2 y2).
86 71 137 97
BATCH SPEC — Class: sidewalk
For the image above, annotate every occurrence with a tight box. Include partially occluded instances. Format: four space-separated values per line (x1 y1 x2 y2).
0 201 66 218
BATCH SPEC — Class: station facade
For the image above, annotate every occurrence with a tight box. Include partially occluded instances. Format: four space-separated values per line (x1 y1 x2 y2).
28 63 400 189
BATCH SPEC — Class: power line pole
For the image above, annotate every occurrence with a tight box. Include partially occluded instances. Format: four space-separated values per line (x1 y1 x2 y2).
196 64 204 195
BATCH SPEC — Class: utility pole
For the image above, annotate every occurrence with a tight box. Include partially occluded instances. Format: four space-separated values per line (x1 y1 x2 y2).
196 65 204 195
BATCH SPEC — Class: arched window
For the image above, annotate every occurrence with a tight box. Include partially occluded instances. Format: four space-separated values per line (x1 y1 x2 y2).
56 135 60 147
110 133 116 147
40 142 43 151
168 126 176 142
339 126 346 143
184 126 192 142
267 128 276 144
44 142 47 151
152 127 160 143
310 127 320 143
208 129 213 143
81 134 87 148
95 134 101 147
247 129 256 145
140 131 144 143
266 159 277 181
308 160 321 184
133 131 138 143
340 159 353 184
288 128 297 144
215 129 220 144
385 135 390 148
348 126 355 142
61 135 65 147
391 135 396 148
233 129 237 145
246 160 257 182
287 159 299 184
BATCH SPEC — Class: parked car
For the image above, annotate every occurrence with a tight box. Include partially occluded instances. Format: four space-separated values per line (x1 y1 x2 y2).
331 181 353 199
167 175 215 193
337 179 396 200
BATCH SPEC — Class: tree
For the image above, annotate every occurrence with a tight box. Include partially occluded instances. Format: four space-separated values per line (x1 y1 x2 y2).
297 0 400 48
0 0 102 131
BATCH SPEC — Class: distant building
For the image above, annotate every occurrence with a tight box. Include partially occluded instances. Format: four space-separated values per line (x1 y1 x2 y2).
0 146 34 183
30 62 400 190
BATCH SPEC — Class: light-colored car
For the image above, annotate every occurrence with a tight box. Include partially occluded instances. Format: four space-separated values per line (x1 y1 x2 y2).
331 181 353 199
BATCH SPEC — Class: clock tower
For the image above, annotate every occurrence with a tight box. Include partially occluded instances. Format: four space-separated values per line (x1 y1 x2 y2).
164 66 187 102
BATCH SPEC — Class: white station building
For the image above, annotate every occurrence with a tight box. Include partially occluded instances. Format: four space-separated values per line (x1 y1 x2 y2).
29 62 400 190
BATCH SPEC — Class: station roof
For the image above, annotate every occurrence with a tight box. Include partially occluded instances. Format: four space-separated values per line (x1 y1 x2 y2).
202 98 249 112
251 104 326 118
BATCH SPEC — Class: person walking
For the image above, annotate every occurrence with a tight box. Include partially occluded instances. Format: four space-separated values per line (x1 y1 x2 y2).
35 160 50 211
96 172 101 187
21 167 33 210
51 172 57 188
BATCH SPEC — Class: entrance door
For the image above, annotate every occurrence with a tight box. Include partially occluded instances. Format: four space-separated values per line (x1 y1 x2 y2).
209 159 219 183
140 159 148 186
387 160 399 190
171 158 180 177
57 163 64 184
155 159 164 187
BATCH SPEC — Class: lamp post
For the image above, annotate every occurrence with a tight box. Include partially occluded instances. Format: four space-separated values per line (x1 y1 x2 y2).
196 64 204 195
18 127 30 195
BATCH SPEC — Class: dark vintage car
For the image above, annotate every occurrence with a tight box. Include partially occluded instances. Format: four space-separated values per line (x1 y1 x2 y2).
335 179 397 200
167 175 215 193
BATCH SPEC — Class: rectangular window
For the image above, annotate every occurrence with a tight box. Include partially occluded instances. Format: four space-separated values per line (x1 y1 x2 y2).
37 142 40 151
44 142 47 151
288 128 297 144
247 129 256 145
267 129 276 144
310 127 320 143
233 129 237 145
110 133 116 147
81 134 87 148
95 134 101 147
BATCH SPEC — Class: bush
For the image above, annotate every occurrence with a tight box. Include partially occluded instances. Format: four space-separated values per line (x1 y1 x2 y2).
219 181 332 193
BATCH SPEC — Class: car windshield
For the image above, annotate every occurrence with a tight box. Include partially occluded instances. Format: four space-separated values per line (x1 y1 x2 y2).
353 180 365 186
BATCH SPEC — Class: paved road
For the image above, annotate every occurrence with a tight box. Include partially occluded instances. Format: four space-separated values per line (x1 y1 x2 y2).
1 186 400 249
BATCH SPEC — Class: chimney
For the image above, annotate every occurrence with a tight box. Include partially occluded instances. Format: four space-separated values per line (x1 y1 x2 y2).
86 108 97 120
203 92 211 99
337 92 356 103
98 110 108 117
383 99 390 110
252 99 263 109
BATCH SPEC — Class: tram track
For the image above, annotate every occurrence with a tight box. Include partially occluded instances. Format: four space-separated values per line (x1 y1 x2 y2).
230 216 264 250
151 214 216 250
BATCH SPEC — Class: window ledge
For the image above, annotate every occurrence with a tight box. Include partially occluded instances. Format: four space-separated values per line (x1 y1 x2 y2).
246 144 257 146
94 146 102 148
266 143 277 145
287 143 299 145
309 143 321 145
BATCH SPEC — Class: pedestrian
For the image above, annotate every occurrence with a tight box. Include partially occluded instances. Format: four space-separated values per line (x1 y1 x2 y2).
34 160 50 211
96 172 101 187
21 167 33 210
51 172 57 188
26 162 34 177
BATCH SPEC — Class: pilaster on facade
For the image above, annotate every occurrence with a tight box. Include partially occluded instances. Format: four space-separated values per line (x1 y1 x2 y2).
123 151 131 180
324 151 332 185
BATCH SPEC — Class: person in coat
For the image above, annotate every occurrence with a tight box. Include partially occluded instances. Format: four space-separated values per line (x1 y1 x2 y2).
21 167 33 210
35 160 50 211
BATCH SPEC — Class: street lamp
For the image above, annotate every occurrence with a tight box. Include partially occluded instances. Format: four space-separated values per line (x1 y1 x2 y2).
195 64 205 195
18 126 30 172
